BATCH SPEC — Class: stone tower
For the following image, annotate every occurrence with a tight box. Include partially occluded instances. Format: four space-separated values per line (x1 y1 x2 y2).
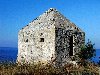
17 8 85 66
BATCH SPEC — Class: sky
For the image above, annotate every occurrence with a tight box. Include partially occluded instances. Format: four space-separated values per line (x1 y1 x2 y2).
0 0 100 49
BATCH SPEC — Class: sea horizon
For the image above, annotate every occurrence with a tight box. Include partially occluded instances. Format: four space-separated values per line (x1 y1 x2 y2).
0 47 100 63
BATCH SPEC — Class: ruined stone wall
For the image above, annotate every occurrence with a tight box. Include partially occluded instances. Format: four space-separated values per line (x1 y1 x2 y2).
55 28 85 66
17 8 85 66
73 31 85 54
17 9 56 64
49 10 85 66
17 26 56 64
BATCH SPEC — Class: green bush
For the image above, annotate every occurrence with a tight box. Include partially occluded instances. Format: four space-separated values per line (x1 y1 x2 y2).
79 39 95 60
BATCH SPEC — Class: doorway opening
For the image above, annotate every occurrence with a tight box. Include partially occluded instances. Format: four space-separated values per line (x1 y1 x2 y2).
69 36 73 56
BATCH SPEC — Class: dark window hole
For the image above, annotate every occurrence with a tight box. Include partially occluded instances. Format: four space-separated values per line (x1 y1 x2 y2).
40 38 44 42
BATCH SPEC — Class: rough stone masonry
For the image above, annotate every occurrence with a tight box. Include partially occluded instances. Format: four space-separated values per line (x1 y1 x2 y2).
17 8 85 66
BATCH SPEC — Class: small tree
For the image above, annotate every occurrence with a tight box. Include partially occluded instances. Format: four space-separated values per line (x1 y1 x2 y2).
77 39 96 66
97 57 100 67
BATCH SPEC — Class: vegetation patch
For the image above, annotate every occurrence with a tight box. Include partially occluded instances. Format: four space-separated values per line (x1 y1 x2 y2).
0 61 99 75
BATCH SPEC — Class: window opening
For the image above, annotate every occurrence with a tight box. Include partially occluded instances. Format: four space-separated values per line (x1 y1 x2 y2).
26 39 28 42
40 38 44 42
40 33 43 36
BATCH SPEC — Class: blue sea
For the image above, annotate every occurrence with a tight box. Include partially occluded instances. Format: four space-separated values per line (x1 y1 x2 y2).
0 47 18 62
92 49 100 63
0 47 100 63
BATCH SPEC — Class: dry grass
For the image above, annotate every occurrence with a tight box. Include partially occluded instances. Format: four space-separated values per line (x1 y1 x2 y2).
0 61 99 75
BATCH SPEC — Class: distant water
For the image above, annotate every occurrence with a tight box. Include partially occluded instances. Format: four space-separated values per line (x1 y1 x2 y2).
0 47 18 62
0 47 100 63
92 49 100 63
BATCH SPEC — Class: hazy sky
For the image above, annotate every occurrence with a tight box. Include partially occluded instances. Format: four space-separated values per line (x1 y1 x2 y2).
0 0 100 49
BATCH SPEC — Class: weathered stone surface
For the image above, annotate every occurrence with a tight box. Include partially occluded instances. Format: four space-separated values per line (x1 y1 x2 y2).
17 8 85 66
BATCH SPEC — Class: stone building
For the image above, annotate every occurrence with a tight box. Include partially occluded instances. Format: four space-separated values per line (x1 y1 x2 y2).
17 8 85 66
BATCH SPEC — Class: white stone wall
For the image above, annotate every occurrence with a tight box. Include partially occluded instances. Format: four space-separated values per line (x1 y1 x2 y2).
17 8 56 64
17 8 85 66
